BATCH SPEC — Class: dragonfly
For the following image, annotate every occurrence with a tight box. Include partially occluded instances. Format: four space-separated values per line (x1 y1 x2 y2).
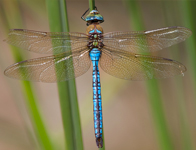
4 8 192 148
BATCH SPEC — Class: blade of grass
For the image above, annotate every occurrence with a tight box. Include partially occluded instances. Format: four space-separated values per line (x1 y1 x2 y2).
45 0 83 150
22 81 54 150
2 1 54 150
179 1 196 149
89 0 95 11
162 2 193 150
180 0 196 105
125 1 174 150
59 1 84 149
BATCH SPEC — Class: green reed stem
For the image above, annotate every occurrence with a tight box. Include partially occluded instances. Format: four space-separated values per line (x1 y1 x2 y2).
89 0 105 149
162 2 193 150
2 1 54 150
180 0 196 104
179 1 196 149
46 0 83 150
126 1 174 150
22 81 54 150
89 0 95 11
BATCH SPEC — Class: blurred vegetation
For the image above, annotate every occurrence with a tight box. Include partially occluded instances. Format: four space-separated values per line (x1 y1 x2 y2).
0 0 195 150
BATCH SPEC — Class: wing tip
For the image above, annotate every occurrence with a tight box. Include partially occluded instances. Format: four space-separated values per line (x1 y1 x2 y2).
4 67 9 77
176 26 192 38
4 63 17 78
3 29 24 43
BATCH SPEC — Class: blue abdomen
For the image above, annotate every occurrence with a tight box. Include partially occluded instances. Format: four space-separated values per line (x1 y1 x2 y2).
89 48 103 148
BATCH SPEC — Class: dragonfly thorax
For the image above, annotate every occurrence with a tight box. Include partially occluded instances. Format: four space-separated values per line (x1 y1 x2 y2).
87 24 104 50
86 24 103 34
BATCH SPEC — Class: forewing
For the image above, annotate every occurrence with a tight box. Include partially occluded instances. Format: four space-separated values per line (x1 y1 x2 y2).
103 26 192 53
4 48 91 82
100 46 186 80
4 29 88 54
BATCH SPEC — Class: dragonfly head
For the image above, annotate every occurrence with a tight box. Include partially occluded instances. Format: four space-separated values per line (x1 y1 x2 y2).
85 10 104 25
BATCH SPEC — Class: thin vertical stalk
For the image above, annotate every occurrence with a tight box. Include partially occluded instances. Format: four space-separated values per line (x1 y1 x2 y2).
89 0 95 11
2 1 54 150
22 81 54 150
89 0 105 149
179 1 196 149
59 0 83 149
126 1 174 150
180 0 196 104
162 2 193 150
45 0 83 150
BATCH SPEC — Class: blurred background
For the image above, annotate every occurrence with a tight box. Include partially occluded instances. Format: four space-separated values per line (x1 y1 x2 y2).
0 0 196 150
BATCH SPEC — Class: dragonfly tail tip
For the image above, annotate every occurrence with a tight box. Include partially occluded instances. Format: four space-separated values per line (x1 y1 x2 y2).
96 137 103 148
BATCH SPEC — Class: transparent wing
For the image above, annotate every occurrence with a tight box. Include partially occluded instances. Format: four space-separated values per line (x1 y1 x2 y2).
4 29 89 54
100 46 186 80
4 48 91 82
103 26 192 53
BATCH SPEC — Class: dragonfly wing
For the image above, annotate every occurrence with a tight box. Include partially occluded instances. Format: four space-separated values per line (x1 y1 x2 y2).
103 26 192 53
4 29 89 54
100 46 186 80
4 48 91 82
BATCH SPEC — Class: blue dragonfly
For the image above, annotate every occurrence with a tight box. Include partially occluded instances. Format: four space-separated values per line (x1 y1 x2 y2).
4 8 192 148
